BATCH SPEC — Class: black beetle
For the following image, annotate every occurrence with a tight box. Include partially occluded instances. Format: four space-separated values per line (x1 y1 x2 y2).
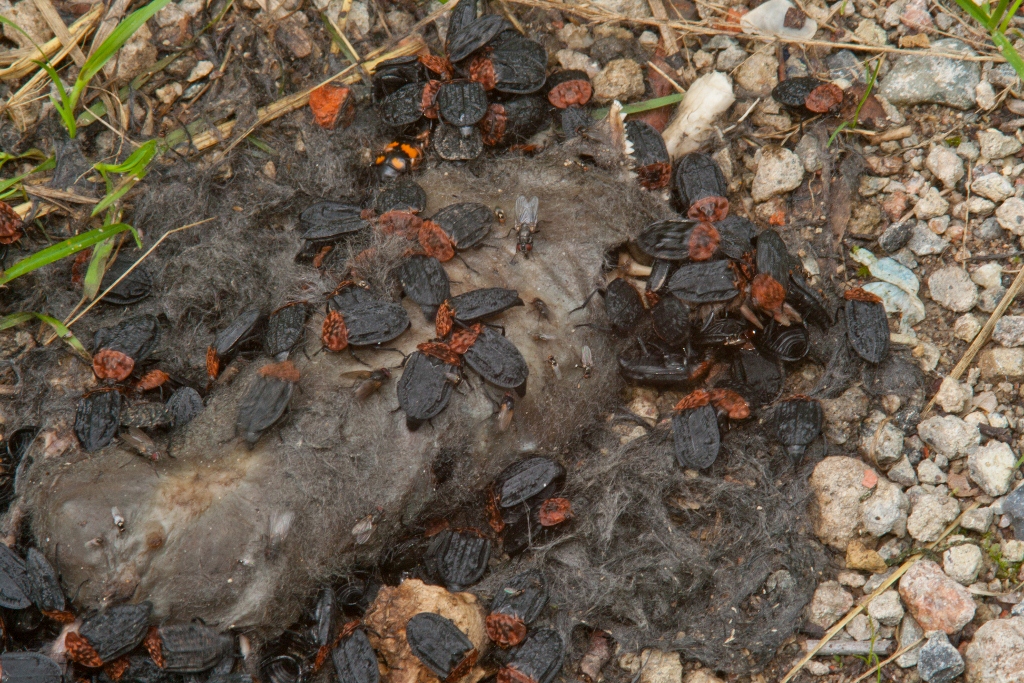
236 362 299 447
604 278 647 334
646 259 676 294
545 70 592 109
406 613 477 681
462 328 528 394
674 153 729 222
152 623 232 673
26 548 65 615
0 543 31 610
372 55 425 103
771 397 823 463
445 288 524 327
729 347 784 408
332 629 379 683
379 82 427 127
844 288 890 363
120 401 172 429
498 629 564 683
79 601 152 662
0 652 62 683
397 351 457 430
494 457 565 508
618 345 707 387
672 392 720 470
100 255 152 305
714 215 758 260
626 120 671 190
636 219 720 263
434 123 484 161
481 98 549 147
264 302 309 361
375 179 427 215
755 320 809 362
481 34 548 94
486 569 548 648
432 203 495 250
300 203 368 244
424 529 491 590
651 295 691 347
667 260 738 304
755 229 792 290
75 389 123 452
93 315 161 363
437 81 489 128
397 255 451 318
447 14 510 62
166 387 203 427
328 289 411 347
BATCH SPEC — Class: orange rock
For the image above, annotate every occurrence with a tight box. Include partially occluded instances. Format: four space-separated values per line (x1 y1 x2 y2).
309 84 355 130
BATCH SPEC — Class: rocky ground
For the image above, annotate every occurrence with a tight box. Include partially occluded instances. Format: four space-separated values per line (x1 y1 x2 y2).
5 0 1024 681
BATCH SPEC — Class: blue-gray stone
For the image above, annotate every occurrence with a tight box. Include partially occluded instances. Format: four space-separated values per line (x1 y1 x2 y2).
918 633 964 683
878 39 980 109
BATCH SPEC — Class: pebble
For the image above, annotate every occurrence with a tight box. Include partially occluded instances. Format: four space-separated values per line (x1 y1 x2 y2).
877 39 980 110
950 313 983 342
897 614 925 667
704 35 738 50
973 173 1015 202
859 418 904 467
806 580 854 630
187 61 214 83
959 506 994 532
978 285 1006 313
996 196 1024 234
556 49 601 78
809 456 877 549
155 82 183 105
691 50 714 71
942 540 983 585
934 376 973 414
751 145 804 203
889 456 919 487
878 221 913 253
978 128 1023 159
958 195 997 219
860 175 890 197
590 0 652 18
734 51 779 96
907 222 950 255
683 671 725 683
638 30 659 50
964 617 1024 683
917 459 948 485
846 613 879 640
838 570 867 588
868 590 905 627
926 146 964 189
979 347 1024 380
821 387 869 445
827 49 863 82
927 267 978 312
1003 539 1024 562
715 45 747 72
971 262 1004 289
898 560 976 634
854 19 888 46
794 133 823 174
918 632 965 683
804 661 830 676
557 24 593 50
958 141 981 160
989 62 1022 89
976 80 998 110
860 479 910 537
592 59 645 103
915 187 951 221
994 315 1024 347
975 216 1005 240
917 412 979 456
906 492 960 541
900 0 934 30
1004 485 1024 537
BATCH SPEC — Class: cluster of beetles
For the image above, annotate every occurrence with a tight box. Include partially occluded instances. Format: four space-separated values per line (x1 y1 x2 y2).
0 3 902 682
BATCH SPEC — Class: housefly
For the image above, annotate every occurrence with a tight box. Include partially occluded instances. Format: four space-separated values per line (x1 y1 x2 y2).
510 195 539 259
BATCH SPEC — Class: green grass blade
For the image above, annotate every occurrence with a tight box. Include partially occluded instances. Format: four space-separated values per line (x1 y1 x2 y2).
76 0 172 92
0 312 90 359
952 0 996 28
993 0 1011 26
1000 0 1024 36
590 93 685 120
91 176 138 216
0 222 138 286
994 31 1024 82
0 157 55 196
83 236 116 299
0 16 43 54
93 140 158 177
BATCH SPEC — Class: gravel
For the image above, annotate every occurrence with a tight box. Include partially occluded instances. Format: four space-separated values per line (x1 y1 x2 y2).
917 415 981 459
979 347 1024 380
751 145 804 203
971 173 1015 202
925 146 964 189
934 376 973 413
591 59 645 103
867 590 905 627
906 492 961 541
806 580 854 630
899 560 976 634
996 197 1024 234
877 39 980 109
915 187 952 220
978 128 1023 159
928 267 979 312
918 632 965 683
907 222 951 255
942 539 983 585
964 617 1024 683
954 314 983 342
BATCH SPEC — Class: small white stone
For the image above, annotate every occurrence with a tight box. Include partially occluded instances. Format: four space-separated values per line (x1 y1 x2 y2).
979 128 1023 159
954 314 983 342
155 82 183 105
996 197 1024 235
934 376 973 414
187 60 214 82
972 173 1016 202
968 441 1017 495
868 590 905 626
971 262 1004 289
914 187 950 220
993 316 1024 347
976 80 997 110
928 267 978 312
926 145 964 189
638 30 659 49
805 661 830 676
943 542 983 584
918 459 948 485
959 506 994 532
1001 539 1024 562
838 570 867 588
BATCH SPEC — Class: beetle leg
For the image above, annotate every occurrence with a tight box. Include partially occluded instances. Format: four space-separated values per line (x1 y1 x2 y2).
568 288 603 315
738 303 764 329
347 349 372 367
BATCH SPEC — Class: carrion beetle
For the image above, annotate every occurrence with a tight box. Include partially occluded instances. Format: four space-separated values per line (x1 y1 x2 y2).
714 215 758 260
651 295 691 347
379 82 428 127
771 76 844 114
844 287 890 363
300 203 368 244
207 307 262 380
396 351 457 430
167 387 203 426
603 278 647 333
444 288 524 330
480 34 548 95
755 320 809 362
424 528 491 590
497 628 564 683
625 120 671 190
446 14 511 62
437 80 489 128
674 153 729 222
74 601 152 663
636 219 721 262
432 203 495 250
375 179 427 215
494 457 565 508
372 55 425 103
771 396 823 463
618 345 709 387
434 123 484 161
671 390 720 470
100 255 152 306
236 362 300 447
405 612 477 682
264 302 309 361
332 629 379 683
545 70 592 109
0 652 62 683
667 260 738 303
0 544 31 610
397 255 451 317
146 623 231 673
327 289 411 348
486 569 548 648
480 97 549 147
729 346 784 408
75 389 123 452
462 327 529 394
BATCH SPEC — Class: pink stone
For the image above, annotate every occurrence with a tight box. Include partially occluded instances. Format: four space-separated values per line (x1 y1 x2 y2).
898 560 976 634
900 0 934 31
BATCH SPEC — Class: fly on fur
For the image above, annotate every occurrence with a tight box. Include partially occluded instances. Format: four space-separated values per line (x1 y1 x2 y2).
510 195 539 259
